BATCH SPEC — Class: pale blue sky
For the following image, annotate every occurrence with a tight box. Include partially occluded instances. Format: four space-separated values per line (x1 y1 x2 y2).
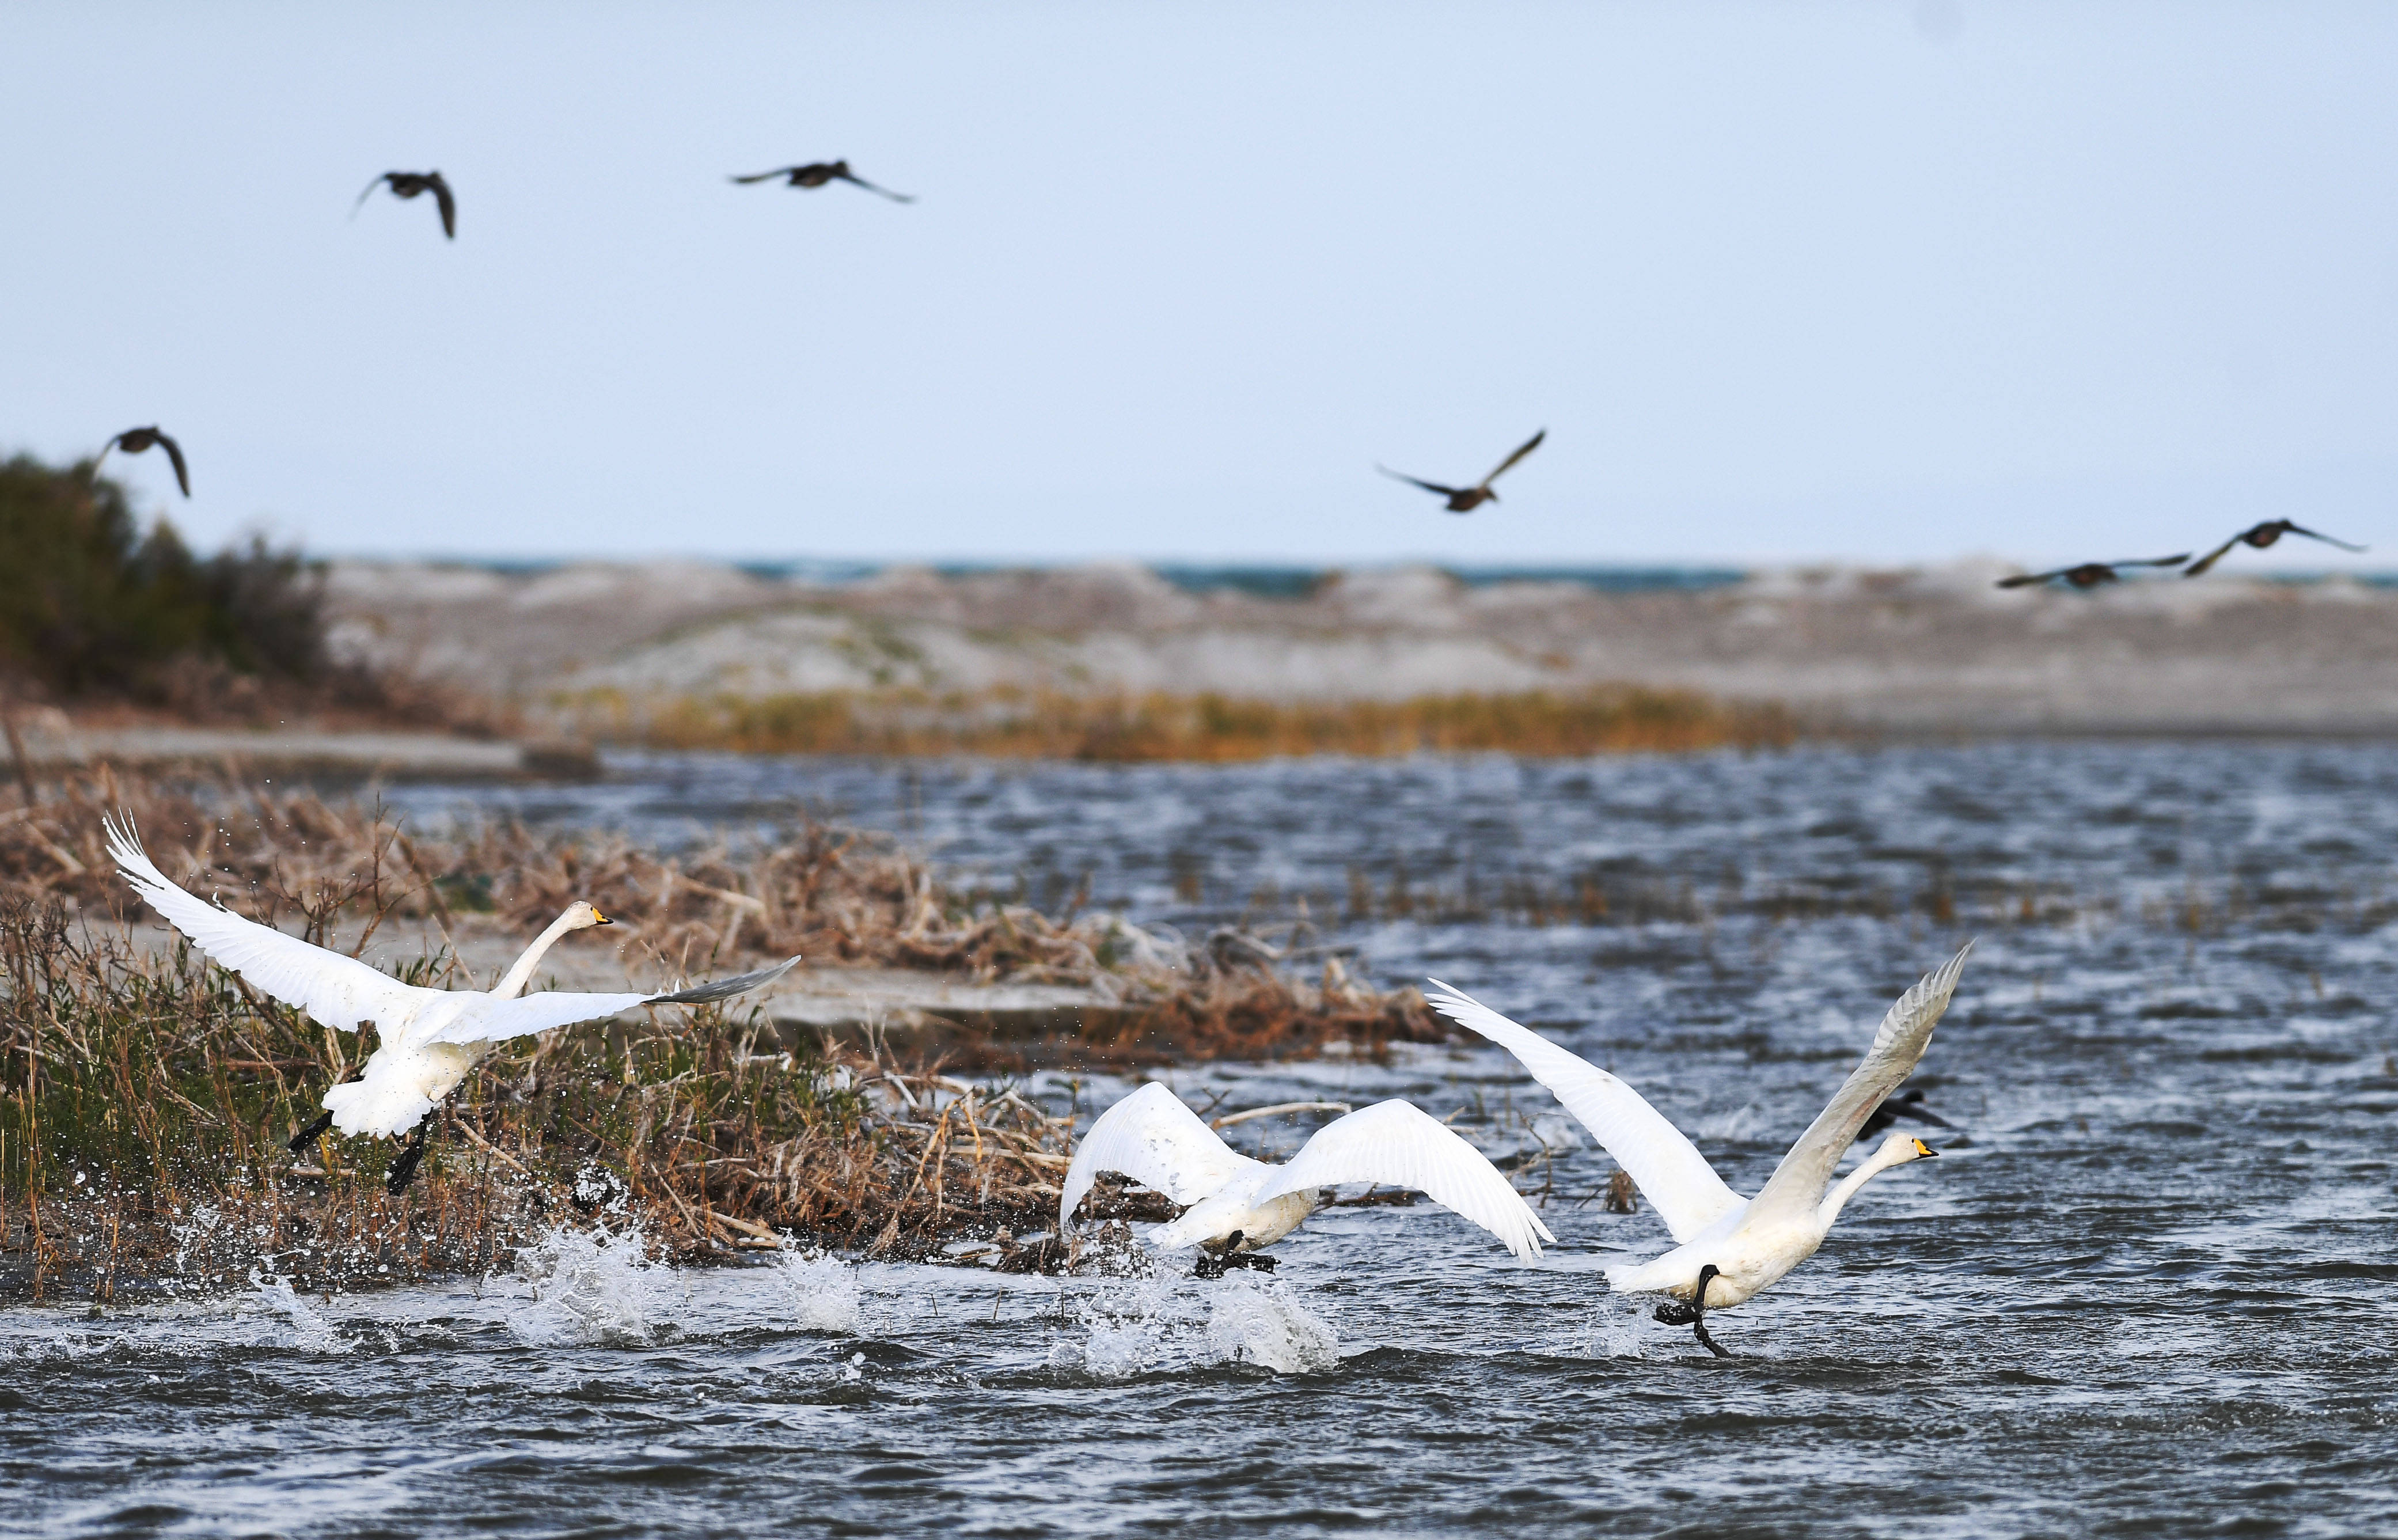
5 2 2396 566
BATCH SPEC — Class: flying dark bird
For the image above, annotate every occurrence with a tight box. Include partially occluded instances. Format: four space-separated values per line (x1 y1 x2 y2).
1378 429 1546 513
94 426 189 498
1858 1087 1953 1144
2183 519 2367 577
354 171 456 238
1995 555 2190 590
728 161 915 203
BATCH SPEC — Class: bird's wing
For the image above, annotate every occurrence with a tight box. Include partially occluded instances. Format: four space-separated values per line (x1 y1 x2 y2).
157 432 190 497
429 175 456 237
1479 428 1546 488
351 175 389 216
1995 568 2068 589
1251 1099 1555 1261
1059 1082 1259 1227
1742 942 1975 1227
1376 465 1462 497
728 169 793 184
2114 553 2190 569
106 815 440 1034
2283 523 2369 553
2182 535 2244 577
427 956 802 1045
1425 982 1743 1242
837 170 915 202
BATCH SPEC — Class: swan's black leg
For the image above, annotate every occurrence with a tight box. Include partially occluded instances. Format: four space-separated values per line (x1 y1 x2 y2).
291 1065 367 1155
287 1110 335 1154
386 1124 431 1195
1193 1231 1244 1280
1227 1250 1276 1273
1653 1264 1732 1358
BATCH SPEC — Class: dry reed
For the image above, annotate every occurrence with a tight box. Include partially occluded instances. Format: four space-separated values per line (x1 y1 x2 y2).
0 769 1441 1303
563 685 1796 763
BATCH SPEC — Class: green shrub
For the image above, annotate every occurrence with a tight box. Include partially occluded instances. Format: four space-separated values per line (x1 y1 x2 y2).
0 453 327 697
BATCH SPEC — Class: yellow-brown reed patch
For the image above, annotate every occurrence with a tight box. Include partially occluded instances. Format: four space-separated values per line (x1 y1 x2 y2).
0 896 1092 1302
565 685 1796 763
0 769 1445 1300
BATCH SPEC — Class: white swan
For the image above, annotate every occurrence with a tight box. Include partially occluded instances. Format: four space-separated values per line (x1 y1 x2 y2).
1059 1082 1553 1274
1424 942 1973 1355
107 816 798 1192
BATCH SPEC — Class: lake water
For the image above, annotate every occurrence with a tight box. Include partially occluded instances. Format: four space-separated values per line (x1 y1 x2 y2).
9 742 2398 1536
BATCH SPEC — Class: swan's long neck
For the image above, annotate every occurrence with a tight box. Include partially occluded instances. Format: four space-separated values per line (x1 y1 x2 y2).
1812 1145 1914 1235
491 911 584 1000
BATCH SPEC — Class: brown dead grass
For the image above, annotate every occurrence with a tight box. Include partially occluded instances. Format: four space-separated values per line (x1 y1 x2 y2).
0 768 1442 1302
567 685 1796 762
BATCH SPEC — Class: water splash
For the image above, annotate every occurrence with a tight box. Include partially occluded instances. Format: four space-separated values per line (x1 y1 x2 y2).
774 1249 864 1336
241 1273 354 1356
503 1224 680 1347
1201 1274 1340 1374
1050 1270 1340 1378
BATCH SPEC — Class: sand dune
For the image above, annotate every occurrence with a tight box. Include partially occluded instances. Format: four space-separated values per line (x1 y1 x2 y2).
325 559 2398 736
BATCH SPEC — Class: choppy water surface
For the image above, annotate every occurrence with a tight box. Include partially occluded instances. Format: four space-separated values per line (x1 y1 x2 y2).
13 742 2398 1537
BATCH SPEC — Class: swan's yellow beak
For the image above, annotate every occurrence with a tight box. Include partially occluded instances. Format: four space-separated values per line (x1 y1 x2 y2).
1912 1137 1938 1158
592 909 614 927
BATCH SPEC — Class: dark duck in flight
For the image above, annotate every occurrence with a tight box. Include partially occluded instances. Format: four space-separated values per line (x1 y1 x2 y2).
1858 1088 1954 1145
354 172 457 238
729 161 915 203
2183 520 2366 576
1995 554 2189 590
95 426 190 498
1378 429 1546 513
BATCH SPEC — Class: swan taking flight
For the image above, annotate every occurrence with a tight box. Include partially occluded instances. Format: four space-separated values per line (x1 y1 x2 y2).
1425 942 1973 1356
107 817 798 1193
1060 1083 1553 1275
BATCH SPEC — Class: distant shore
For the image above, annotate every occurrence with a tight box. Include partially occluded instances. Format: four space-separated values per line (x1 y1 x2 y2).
318 557 2398 745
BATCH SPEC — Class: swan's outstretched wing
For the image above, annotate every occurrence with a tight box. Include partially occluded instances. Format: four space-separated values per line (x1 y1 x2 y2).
429 173 456 238
1743 942 1974 1227
1424 981 1742 1242
728 168 795 184
1252 1099 1554 1261
107 815 440 1034
1478 428 1546 488
427 956 803 1045
1059 1082 1258 1228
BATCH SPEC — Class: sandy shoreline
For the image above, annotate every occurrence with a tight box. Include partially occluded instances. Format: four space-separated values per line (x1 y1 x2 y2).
323 559 2398 738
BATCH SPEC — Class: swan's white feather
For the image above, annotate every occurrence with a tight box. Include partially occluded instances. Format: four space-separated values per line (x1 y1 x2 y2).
1422 981 1741 1243
109 816 798 1139
1250 1099 1555 1261
1058 1082 1261 1227
106 814 439 1034
1741 940 1974 1227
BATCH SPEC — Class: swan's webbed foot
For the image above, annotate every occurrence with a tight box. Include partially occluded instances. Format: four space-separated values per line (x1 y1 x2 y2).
1193 1231 1274 1280
287 1110 335 1154
386 1125 431 1195
1655 1264 1732 1358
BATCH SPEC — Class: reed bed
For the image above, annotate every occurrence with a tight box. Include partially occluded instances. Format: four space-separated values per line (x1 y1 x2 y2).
0 901 1090 1303
0 769 1440 1302
567 685 1796 762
